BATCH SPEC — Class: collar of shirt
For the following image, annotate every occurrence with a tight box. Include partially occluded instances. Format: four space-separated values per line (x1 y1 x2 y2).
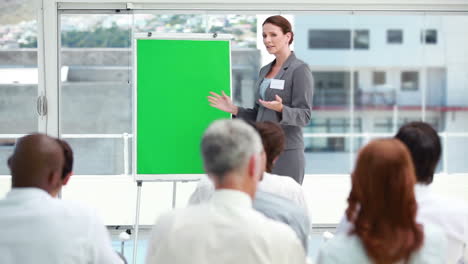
6 187 52 201
260 172 273 183
414 183 432 200
211 189 252 209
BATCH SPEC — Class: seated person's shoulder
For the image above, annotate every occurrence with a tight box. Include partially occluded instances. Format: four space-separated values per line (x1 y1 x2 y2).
422 193 468 220
421 223 447 250
254 191 304 216
263 173 302 189
198 174 212 185
282 175 303 190
442 196 468 213
317 233 367 263
408 223 447 263
29 199 109 241
253 211 302 241
188 175 215 205
322 233 360 251
53 199 97 217
154 203 211 230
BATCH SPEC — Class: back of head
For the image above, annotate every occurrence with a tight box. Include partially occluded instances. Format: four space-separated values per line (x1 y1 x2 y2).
201 119 263 182
395 121 441 185
346 139 423 263
254 121 285 172
8 134 65 191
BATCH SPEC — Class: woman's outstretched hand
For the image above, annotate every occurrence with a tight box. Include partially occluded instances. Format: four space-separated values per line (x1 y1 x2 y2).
208 91 238 115
259 95 284 112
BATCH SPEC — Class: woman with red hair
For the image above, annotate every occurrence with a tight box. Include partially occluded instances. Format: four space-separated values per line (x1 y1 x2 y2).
317 139 446 264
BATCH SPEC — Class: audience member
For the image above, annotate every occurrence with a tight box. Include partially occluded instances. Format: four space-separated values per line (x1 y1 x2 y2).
396 122 468 264
253 190 310 250
188 121 311 249
0 134 123 264
146 119 305 264
317 139 446 264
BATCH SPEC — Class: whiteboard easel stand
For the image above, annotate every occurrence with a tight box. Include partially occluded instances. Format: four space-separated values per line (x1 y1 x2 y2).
132 176 202 264
132 180 142 264
132 32 232 264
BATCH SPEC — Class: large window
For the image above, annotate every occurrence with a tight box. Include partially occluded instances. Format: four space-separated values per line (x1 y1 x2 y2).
58 13 259 176
0 0 38 175
422 29 437 44
312 71 358 107
308 30 350 49
60 13 133 175
296 13 468 174
308 29 369 49
2 10 467 177
401 71 419 91
387 29 403 44
373 71 386 85
354 30 369 49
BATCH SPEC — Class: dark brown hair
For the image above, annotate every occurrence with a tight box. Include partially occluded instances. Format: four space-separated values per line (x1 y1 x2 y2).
254 121 285 172
346 139 423 264
56 139 73 179
395 122 441 185
262 15 294 45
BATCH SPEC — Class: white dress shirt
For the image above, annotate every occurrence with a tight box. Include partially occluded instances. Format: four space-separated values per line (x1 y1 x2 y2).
415 184 468 264
189 173 312 226
0 188 123 264
146 190 306 264
317 223 447 264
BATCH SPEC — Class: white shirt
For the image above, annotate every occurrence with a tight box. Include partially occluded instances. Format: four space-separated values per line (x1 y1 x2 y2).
189 172 313 228
0 188 123 264
415 184 468 264
317 223 447 264
146 190 306 264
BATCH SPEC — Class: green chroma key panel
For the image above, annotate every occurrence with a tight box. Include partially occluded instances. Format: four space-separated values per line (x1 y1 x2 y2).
136 38 231 175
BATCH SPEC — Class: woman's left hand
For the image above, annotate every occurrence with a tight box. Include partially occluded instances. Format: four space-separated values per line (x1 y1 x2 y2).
259 95 284 112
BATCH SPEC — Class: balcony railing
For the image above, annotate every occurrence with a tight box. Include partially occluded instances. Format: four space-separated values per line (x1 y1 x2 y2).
2 131 468 176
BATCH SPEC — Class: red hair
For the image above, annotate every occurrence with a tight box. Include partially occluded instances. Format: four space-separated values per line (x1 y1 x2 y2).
254 121 285 173
346 139 423 264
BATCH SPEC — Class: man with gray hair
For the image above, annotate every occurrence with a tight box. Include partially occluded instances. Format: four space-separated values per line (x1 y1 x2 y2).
146 119 306 264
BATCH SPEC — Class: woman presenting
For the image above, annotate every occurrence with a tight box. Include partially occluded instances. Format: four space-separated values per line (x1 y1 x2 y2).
208 15 314 184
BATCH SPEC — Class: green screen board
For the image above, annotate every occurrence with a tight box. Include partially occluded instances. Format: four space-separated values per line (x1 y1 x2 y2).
136 38 231 175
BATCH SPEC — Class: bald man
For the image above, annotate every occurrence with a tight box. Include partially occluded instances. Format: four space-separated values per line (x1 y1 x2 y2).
0 134 123 264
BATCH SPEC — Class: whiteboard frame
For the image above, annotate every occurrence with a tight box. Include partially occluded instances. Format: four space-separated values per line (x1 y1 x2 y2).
133 32 233 181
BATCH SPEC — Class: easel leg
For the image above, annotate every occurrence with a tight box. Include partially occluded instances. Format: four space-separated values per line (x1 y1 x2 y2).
172 181 177 209
132 180 142 264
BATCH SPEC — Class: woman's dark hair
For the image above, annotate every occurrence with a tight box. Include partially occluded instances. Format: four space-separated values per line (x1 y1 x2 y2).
56 139 73 179
254 122 285 172
346 139 423 264
395 122 441 185
262 15 294 45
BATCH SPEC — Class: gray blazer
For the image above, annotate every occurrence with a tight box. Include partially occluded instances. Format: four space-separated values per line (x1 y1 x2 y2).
237 52 314 149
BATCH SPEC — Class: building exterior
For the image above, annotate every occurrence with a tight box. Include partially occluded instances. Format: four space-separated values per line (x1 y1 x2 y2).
294 15 468 173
